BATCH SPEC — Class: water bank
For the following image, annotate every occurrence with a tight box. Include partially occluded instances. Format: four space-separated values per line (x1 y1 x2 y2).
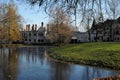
49 42 120 70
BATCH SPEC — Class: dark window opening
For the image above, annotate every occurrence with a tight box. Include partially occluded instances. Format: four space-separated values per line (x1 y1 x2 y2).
29 33 31 36
118 38 119 40
116 31 119 35
38 33 43 36
38 39 40 42
29 39 31 41
41 39 44 42
34 33 36 36
107 37 110 41
34 39 36 42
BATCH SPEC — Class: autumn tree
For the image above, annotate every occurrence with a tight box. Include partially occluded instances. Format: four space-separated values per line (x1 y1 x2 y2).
0 3 22 44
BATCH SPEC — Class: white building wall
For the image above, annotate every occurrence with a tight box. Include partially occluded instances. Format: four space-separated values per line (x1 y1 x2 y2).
21 25 46 44
77 32 89 42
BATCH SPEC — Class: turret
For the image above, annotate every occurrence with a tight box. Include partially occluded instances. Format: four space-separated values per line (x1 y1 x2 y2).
41 22 44 28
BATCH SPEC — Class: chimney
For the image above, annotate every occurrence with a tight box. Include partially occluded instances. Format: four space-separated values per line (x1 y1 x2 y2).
33 24 35 31
41 22 44 28
32 24 34 31
35 24 37 31
26 25 29 31
26 25 27 31
28 24 30 31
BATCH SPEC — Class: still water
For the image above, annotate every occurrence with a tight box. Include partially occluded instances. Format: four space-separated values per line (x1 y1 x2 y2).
0 46 120 80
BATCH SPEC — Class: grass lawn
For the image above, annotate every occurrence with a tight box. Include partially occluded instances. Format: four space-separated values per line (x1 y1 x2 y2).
49 42 120 70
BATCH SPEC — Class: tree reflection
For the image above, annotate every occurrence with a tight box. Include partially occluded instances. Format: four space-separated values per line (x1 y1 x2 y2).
18 46 46 65
0 47 19 80
49 60 71 80
0 46 120 80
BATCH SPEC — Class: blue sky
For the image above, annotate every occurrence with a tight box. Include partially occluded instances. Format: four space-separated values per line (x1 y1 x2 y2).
15 1 49 29
0 0 85 31
0 0 49 29
1 0 120 32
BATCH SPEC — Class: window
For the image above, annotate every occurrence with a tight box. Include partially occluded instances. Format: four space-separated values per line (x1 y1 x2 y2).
29 39 31 41
38 39 40 42
107 37 109 41
29 33 31 36
41 39 44 42
118 38 119 40
38 33 43 36
116 31 119 35
34 39 36 42
34 33 36 36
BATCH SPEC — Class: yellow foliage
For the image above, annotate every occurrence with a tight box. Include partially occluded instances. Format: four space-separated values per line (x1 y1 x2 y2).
5 4 21 42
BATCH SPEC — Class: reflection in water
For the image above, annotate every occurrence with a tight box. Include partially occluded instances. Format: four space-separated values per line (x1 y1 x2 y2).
49 61 71 80
0 47 19 80
0 46 120 80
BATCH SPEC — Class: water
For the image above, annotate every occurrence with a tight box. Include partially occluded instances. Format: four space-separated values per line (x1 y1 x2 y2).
0 46 119 80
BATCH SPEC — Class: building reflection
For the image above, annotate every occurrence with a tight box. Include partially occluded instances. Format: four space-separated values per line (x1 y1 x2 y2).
18 46 46 65
48 60 72 80
0 46 120 80
0 46 47 80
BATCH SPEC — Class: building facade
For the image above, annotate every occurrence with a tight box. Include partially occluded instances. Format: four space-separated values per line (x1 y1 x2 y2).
71 31 89 43
90 17 120 42
21 22 46 44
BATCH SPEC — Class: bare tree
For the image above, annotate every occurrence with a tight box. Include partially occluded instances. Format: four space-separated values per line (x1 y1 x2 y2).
47 7 71 45
4 0 119 41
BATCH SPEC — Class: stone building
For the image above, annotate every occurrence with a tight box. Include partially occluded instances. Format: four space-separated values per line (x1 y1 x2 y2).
21 22 46 44
90 17 120 42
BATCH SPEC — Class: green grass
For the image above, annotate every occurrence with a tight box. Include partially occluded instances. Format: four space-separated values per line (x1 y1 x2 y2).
49 42 120 70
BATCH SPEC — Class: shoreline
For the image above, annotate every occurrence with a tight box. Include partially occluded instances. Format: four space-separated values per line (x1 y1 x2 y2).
48 42 120 71
47 52 120 80
48 54 120 71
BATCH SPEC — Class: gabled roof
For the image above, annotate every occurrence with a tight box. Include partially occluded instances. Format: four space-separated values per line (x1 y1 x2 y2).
91 19 96 29
90 17 120 30
117 17 120 23
91 20 104 30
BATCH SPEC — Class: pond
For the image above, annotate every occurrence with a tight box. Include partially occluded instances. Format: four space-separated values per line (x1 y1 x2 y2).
0 46 120 80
